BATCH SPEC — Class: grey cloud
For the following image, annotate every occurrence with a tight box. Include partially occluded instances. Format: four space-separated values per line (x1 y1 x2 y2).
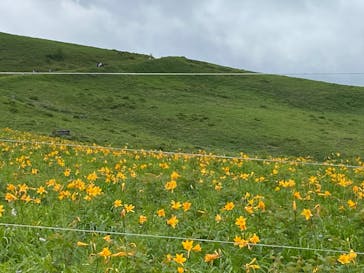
1 0 364 85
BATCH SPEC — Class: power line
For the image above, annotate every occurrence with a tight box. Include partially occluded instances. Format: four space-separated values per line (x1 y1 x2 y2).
0 138 362 169
0 222 362 255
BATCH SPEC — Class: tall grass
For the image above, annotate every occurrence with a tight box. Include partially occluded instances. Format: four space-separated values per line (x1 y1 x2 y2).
0 128 363 272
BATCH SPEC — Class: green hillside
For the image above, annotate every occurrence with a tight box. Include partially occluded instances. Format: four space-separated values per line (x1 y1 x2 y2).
0 32 363 159
0 32 237 73
0 129 363 272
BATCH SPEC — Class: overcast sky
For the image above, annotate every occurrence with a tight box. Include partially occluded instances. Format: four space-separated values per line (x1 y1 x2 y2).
1 0 364 86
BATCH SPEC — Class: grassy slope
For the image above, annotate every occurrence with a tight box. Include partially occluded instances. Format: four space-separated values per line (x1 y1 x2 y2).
0 32 364 159
0 129 363 272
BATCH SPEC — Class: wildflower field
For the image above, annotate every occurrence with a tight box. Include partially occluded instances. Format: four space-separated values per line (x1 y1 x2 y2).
0 128 363 272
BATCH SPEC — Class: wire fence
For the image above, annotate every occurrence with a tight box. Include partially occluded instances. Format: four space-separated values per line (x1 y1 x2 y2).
0 222 362 255
0 138 362 169
1 70 363 262
0 72 263 76
1 71 364 76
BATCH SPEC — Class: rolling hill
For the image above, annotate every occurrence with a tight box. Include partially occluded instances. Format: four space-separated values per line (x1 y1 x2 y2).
0 32 363 159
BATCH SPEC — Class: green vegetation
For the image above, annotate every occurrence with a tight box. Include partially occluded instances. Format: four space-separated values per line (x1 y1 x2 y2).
0 32 237 73
1 32 364 272
0 129 363 272
1 32 364 159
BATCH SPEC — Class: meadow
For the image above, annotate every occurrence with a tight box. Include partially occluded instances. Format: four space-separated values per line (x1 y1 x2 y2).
1 32 364 272
1 32 364 159
0 128 363 272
